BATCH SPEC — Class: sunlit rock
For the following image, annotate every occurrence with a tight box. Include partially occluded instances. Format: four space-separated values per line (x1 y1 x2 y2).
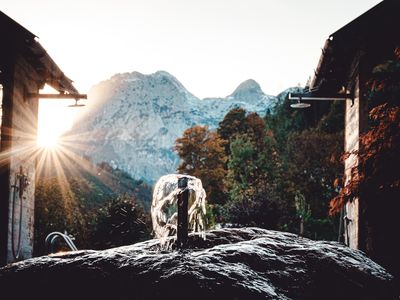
0 228 396 299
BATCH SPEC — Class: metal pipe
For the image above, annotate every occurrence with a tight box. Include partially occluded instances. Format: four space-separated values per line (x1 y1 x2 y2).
338 207 344 243
49 234 78 253
290 96 348 101
11 179 22 260
49 235 58 253
177 177 189 249
343 215 352 247
45 232 78 254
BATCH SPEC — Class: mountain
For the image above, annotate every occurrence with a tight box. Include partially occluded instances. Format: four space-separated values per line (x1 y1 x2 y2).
70 71 279 183
228 79 265 103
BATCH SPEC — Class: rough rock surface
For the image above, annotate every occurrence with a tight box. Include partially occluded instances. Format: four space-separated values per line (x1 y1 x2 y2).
0 228 396 299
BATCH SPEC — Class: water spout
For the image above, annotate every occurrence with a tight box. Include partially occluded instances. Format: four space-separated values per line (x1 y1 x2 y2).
177 177 189 249
151 174 207 248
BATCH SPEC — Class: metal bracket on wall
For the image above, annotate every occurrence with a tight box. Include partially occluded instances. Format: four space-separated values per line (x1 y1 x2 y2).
288 92 354 107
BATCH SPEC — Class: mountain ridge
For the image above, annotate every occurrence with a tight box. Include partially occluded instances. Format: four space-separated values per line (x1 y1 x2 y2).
70 71 293 183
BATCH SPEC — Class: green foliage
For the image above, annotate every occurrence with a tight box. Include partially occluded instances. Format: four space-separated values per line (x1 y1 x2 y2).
223 185 282 229
227 135 256 193
223 113 295 231
90 194 151 250
286 129 343 219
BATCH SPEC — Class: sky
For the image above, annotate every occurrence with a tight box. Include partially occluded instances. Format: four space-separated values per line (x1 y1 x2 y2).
1 0 382 145
2 0 382 98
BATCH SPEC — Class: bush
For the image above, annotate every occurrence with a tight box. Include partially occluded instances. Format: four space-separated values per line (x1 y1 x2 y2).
90 194 151 249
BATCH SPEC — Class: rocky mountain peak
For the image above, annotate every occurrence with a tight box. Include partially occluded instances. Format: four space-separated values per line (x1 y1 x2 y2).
229 79 265 102
109 71 145 82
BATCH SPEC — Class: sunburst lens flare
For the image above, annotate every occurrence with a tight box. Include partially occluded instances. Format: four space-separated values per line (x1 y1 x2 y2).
37 134 59 149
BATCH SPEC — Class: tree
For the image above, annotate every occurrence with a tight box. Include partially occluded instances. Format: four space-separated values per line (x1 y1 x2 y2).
218 107 247 139
262 90 344 239
285 129 342 239
174 125 227 205
90 194 150 250
217 107 247 154
287 129 342 218
224 135 275 227
223 111 291 230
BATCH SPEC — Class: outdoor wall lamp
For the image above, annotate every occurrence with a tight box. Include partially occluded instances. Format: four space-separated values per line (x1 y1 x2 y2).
68 98 86 107
288 92 354 109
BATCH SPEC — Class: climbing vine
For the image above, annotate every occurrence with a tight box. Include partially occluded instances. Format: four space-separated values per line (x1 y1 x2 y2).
329 47 400 214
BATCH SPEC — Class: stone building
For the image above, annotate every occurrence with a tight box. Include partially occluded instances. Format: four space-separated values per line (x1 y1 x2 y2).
0 11 84 265
307 0 400 275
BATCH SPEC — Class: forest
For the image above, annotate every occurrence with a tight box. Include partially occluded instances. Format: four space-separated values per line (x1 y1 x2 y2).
175 88 344 240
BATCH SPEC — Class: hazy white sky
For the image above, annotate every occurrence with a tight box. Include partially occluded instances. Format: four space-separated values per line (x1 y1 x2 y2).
2 0 381 99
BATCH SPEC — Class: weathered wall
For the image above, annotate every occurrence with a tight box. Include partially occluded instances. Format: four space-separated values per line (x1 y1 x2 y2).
344 75 360 249
344 60 369 251
5 55 39 263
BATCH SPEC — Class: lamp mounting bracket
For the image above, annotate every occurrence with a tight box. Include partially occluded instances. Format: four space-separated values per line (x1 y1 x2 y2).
289 92 354 106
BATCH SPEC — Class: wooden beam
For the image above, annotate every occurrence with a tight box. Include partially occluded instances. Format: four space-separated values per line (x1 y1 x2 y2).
27 93 87 99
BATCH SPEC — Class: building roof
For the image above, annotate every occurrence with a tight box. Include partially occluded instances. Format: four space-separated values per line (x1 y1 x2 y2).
0 10 78 94
310 0 400 94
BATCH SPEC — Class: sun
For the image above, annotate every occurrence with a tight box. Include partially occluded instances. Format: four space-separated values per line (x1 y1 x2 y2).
37 86 81 149
37 101 65 149
37 132 59 149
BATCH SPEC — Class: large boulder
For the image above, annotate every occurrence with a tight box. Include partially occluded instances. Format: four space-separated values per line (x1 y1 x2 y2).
0 228 396 299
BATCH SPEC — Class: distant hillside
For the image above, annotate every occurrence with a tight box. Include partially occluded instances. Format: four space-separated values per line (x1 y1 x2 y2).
37 155 152 210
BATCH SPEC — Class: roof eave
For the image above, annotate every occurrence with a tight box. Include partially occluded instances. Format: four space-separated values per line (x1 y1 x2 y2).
30 41 79 94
